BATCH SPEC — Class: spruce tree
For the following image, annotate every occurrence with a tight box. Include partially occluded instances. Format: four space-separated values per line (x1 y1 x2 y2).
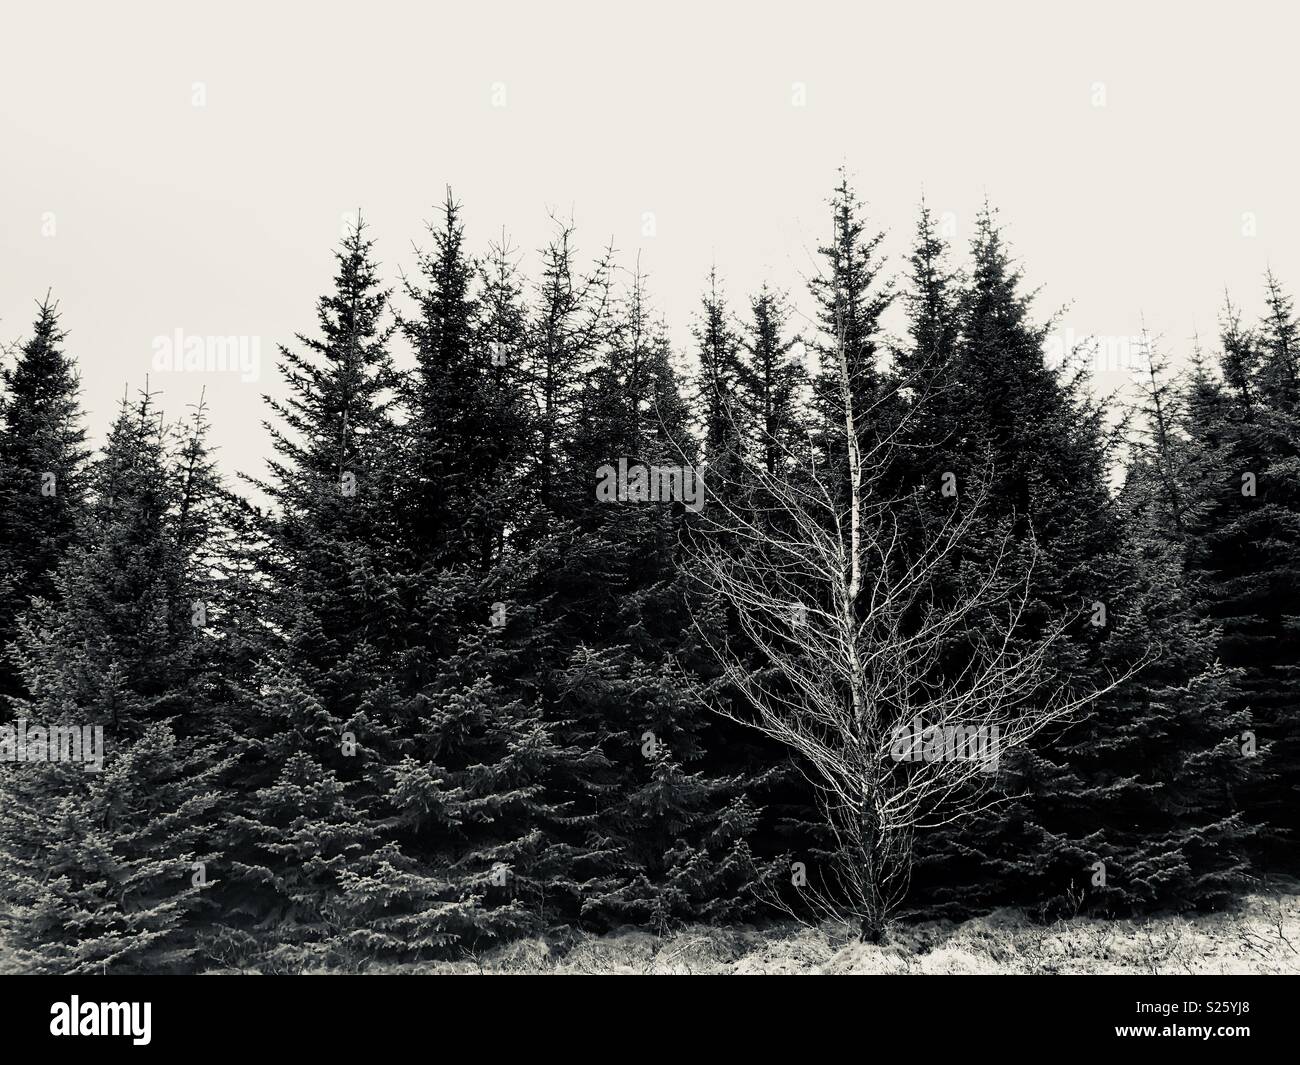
1177 285 1300 864
908 208 1255 917
507 265 767 930
399 190 529 572
218 218 428 967
894 202 965 496
0 297 89 704
740 285 805 476
569 316 766 930
0 391 230 973
371 210 597 952
521 219 615 525
808 171 895 472
1258 271 1300 410
692 268 748 479
218 214 601 964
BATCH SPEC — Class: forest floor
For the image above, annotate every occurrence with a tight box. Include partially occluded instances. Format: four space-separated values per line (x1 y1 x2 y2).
344 885 1300 975
5 887 1297 974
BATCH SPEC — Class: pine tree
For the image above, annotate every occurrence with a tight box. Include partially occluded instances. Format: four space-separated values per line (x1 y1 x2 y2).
0 297 89 704
217 218 426 966
368 210 597 952
0 391 230 973
808 171 895 472
522 219 615 525
894 202 965 495
908 208 1255 917
692 268 748 478
896 201 961 389
510 267 768 930
1177 284 1300 864
399 190 529 572
1258 271 1300 410
739 285 805 476
1132 330 1192 537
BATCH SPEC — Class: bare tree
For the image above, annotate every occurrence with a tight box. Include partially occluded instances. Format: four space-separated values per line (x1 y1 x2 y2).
680 324 1133 943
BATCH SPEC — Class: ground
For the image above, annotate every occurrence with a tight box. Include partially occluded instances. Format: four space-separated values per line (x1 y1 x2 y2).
303 885 1300 975
5 888 1297 974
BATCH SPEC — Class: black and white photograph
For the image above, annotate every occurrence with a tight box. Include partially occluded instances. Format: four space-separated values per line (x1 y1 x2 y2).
0 0 1295 1048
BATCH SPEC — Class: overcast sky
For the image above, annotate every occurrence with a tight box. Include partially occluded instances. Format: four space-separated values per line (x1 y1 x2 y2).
2 0 1296 486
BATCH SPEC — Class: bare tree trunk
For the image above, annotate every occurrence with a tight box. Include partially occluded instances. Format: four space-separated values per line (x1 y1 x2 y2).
678 323 1135 937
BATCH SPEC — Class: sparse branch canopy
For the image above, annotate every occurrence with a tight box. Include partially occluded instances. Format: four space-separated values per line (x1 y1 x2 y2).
683 329 1128 942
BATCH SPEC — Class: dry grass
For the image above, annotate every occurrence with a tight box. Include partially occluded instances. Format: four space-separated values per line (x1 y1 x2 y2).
297 887 1300 975
9 890 1298 974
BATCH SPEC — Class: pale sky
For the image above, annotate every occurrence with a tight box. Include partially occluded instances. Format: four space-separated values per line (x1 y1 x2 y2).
2 1 1296 487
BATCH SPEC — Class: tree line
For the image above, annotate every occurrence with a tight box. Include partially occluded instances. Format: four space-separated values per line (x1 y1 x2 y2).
0 176 1296 972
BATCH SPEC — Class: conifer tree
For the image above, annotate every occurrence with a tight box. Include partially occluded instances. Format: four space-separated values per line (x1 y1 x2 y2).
1176 285 1300 862
909 208 1255 916
522 219 615 525
0 391 230 973
399 191 529 572
400 189 478 565
894 203 965 496
896 202 961 388
220 215 601 963
692 268 748 476
808 171 895 471
473 231 534 564
510 267 767 929
740 285 805 476
372 211 598 952
568 301 766 928
0 297 89 703
218 218 425 965
1258 271 1300 410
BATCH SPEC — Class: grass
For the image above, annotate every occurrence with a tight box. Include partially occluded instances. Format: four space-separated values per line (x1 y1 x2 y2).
6 887 1299 974
306 885 1300 975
